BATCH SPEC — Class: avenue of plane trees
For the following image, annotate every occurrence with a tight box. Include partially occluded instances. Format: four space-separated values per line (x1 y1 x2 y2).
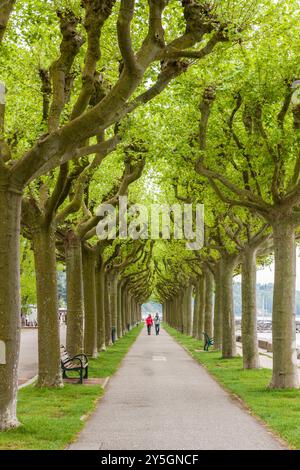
0 0 300 431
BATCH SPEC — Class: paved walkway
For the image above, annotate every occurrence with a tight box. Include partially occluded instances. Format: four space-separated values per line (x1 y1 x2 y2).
69 327 285 450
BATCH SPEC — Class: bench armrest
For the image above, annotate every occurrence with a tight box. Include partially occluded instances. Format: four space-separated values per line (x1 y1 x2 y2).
71 354 88 365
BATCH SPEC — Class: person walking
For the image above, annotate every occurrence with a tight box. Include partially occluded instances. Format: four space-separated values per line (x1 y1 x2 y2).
145 314 153 335
154 313 161 335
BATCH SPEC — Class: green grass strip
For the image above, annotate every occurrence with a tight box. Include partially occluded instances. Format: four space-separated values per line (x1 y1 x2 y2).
164 324 300 450
0 323 143 450
89 324 143 377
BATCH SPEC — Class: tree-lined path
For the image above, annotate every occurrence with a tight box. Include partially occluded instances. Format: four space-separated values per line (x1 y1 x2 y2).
2 0 300 450
69 327 284 450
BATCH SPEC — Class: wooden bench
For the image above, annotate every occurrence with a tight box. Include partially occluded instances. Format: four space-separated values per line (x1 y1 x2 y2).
203 332 214 351
60 346 88 384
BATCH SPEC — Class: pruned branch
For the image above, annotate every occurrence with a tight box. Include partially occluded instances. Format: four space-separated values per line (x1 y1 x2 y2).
117 0 139 74
39 69 51 122
19 134 120 184
45 163 68 223
77 148 146 238
48 10 84 132
198 85 215 154
9 0 234 192
0 81 10 164
71 0 115 119
162 31 225 60
197 162 269 209
208 177 270 215
278 87 292 129
55 142 108 226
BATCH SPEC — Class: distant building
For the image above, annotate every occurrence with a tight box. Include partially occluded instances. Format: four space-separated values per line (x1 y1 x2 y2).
21 306 67 327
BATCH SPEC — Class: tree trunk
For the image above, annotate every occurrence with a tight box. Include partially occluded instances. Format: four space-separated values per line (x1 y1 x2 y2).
172 297 176 329
65 231 84 356
104 272 112 344
197 275 206 341
32 224 62 387
95 261 106 351
126 291 132 330
82 247 97 358
241 248 259 369
173 297 177 329
178 290 184 333
186 284 192 335
270 220 299 388
0 188 22 430
117 280 123 339
121 282 128 334
131 297 135 327
192 284 199 338
220 255 237 359
213 263 222 350
182 287 188 334
176 296 181 331
204 268 214 338
108 272 118 342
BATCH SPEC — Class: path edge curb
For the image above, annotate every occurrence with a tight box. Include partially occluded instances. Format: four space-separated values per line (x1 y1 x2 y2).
18 375 38 389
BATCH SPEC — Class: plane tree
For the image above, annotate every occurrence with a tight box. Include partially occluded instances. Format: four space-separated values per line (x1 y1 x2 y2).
1 0 242 429
60 144 146 356
196 78 300 387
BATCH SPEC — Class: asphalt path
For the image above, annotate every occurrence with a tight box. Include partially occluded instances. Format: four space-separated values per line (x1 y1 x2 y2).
69 327 285 450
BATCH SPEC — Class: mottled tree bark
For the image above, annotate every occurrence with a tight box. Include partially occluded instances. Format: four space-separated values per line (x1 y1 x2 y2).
126 290 132 330
185 284 192 335
82 247 97 358
192 284 199 338
176 295 181 331
220 255 237 358
172 297 176 329
197 275 206 341
65 231 84 356
178 290 184 333
204 268 214 338
117 280 123 339
95 260 106 351
174 295 182 332
104 272 112 344
108 272 118 341
241 248 259 369
213 263 222 350
270 220 299 388
0 189 22 430
32 224 62 387
121 282 128 334
131 297 135 326
182 287 188 334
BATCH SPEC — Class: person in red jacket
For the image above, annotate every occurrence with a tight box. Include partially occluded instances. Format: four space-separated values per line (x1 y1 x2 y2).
145 314 153 335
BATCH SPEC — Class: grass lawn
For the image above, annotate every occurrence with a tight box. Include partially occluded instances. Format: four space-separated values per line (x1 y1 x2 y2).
0 323 143 450
164 324 300 450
